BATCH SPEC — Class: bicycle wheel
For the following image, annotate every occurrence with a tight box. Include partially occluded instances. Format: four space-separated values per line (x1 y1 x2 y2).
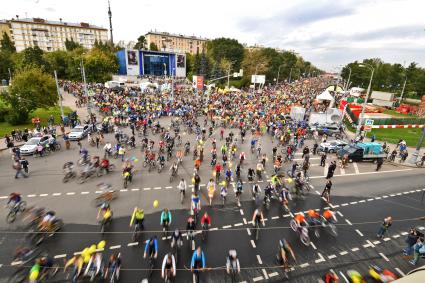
289 219 297 232
255 223 259 241
180 191 184 204
7 267 27 283
300 231 310 246
6 210 17 223
329 224 338 237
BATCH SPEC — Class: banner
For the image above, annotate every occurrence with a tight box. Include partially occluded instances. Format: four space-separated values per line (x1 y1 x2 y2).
193 75 204 90
251 75 265 84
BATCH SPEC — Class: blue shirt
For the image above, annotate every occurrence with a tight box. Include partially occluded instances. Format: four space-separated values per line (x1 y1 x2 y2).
144 239 158 255
191 251 206 269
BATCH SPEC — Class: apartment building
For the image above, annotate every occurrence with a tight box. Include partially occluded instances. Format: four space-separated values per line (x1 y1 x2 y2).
145 31 208 54
0 17 108 52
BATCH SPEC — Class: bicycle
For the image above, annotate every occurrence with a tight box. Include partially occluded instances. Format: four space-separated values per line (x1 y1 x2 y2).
253 219 260 241
162 222 170 239
180 188 185 204
289 219 310 246
6 201 27 223
202 223 209 242
321 216 338 237
416 160 425 168
132 222 143 242
147 253 155 279
92 190 119 207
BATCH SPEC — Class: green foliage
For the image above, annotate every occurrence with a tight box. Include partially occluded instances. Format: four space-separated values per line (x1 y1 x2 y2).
83 47 119 82
207 38 244 71
149 42 159 51
65 38 82 51
43 50 69 78
4 67 57 120
14 46 49 71
6 111 29 125
134 35 147 50
0 50 13 81
0 32 16 53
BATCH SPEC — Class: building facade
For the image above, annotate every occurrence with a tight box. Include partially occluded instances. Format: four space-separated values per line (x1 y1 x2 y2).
0 20 11 40
0 17 108 52
116 49 186 77
145 31 208 55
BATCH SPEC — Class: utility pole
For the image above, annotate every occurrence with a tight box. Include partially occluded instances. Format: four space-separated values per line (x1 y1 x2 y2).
345 66 352 91
108 0 114 44
8 68 12 84
408 128 425 165
355 63 374 139
399 76 407 103
288 67 293 84
276 64 283 89
54 70 65 120
81 58 91 116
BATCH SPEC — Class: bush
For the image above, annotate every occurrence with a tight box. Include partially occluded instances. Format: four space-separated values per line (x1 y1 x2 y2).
0 107 10 122
6 111 29 125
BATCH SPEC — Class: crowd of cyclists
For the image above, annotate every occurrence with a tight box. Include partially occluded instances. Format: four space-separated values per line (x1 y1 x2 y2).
3 76 413 282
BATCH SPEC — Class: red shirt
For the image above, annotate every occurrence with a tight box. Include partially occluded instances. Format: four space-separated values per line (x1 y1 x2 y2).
215 164 222 172
201 215 211 225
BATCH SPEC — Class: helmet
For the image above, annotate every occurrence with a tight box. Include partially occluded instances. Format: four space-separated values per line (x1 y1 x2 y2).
101 202 110 209
229 250 237 258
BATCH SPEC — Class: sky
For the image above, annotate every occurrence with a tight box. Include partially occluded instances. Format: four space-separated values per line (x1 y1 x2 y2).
2 0 425 71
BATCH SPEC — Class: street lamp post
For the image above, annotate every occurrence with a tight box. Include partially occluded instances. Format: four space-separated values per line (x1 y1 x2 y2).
288 67 293 84
54 70 65 120
355 63 374 139
344 66 352 91
163 63 167 77
408 128 425 165
276 64 284 88
80 58 91 116
399 76 407 103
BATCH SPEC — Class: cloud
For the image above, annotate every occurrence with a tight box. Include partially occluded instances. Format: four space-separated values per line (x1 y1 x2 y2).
45 7 55 12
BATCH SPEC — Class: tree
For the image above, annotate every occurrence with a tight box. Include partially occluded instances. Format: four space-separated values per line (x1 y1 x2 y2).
134 35 147 50
241 49 270 85
0 32 16 53
14 46 49 71
149 42 159 51
83 47 119 82
207 38 244 72
65 38 82 51
0 50 14 81
3 67 57 124
44 50 69 78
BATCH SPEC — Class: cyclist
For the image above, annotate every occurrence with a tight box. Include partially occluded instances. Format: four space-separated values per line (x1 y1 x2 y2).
191 246 206 272
157 154 166 168
214 163 222 180
97 203 112 226
105 253 121 280
191 193 201 215
170 162 179 176
294 212 308 231
256 162 264 180
178 178 187 196
207 179 216 206
277 238 296 271
226 249 240 275
170 228 183 249
322 209 337 224
251 208 265 227
160 208 172 231
306 209 321 226
201 212 212 230
7 192 22 208
161 253 176 279
252 184 261 200
220 184 228 202
320 270 339 283
130 207 144 231
39 210 56 231
38 256 54 280
247 167 255 181
225 168 232 183
28 259 41 283
143 236 158 259
122 161 133 183
235 164 241 180
186 216 196 240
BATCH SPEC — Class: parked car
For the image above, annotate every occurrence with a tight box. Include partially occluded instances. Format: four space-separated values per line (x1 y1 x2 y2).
318 140 348 153
20 135 55 155
68 125 90 141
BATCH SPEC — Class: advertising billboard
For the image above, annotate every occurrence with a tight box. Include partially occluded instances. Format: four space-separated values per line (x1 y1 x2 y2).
176 54 186 77
192 75 204 90
251 75 266 84
125 49 140 76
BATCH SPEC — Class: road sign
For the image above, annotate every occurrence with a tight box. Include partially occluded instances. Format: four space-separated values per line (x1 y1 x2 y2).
364 125 372 132
365 119 374 126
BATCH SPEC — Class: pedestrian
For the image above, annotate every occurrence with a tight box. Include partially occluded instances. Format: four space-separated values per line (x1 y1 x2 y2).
326 161 336 179
377 216 392 239
13 159 27 179
321 179 332 201
20 157 29 174
77 140 82 151
400 151 408 163
376 157 383 171
63 133 70 150
371 134 376 142
404 228 423 256
95 134 100 148
409 237 425 265
313 142 318 155
118 146 126 162
320 152 327 167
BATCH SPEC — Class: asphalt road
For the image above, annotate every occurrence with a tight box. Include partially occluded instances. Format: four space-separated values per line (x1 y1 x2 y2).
0 118 424 282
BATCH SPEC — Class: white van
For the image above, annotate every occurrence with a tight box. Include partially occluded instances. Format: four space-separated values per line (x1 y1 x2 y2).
105 81 125 88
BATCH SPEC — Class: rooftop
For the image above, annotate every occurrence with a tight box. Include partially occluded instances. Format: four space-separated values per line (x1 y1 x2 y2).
146 30 209 41
5 17 107 30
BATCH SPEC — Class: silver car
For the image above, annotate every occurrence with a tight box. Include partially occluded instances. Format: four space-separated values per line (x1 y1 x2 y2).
318 140 348 153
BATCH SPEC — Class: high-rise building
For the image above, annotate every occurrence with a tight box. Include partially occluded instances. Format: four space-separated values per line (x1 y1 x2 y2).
0 17 108 52
145 31 208 54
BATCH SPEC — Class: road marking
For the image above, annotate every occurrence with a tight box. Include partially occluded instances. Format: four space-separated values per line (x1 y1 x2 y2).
418 226 425 230
283 214 291 218
403 192 409 195
383 237 391 242
251 240 256 248
246 228 251 236
127 242 138 246
373 240 381 245
367 240 376 247
339 271 349 283
341 203 348 206
315 253 325 263
289 212 294 218
143 188 151 191
271 216 279 220
257 255 263 264
66 192 75 195
210 227 218 231
339 251 348 255
39 193 48 197
359 200 366 203
81 191 90 195
393 234 400 239
223 225 232 229
350 201 358 205
416 189 422 192
379 252 390 262
367 198 374 201
95 191 103 194
382 195 388 198
165 186 172 189
309 168 413 179
355 229 364 237
328 254 337 259
315 190 321 195
345 219 353 226
300 263 310 268
333 204 340 208
153 187 161 190
353 162 359 174
11 261 23 266
240 209 244 216
131 188 140 191
395 268 405 277
234 223 243 227
396 193 402 196
375 197 382 200
52 193 62 196
268 272 278 277
401 231 408 236
351 247 359 252
0 196 7 199
323 164 327 176
54 254 67 259
253 276 263 282
120 189 128 192
110 245 121 249
390 194 396 197
311 242 317 250
242 218 247 224
262 269 269 279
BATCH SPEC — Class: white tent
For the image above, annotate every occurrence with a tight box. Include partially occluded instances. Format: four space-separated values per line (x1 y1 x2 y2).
316 90 335 107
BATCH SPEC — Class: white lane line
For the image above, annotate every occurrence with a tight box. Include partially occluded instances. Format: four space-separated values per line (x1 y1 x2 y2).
311 242 317 250
110 245 121 249
246 228 251 236
379 252 390 262
393 234 400 239
271 216 279 220
373 240 381 245
66 192 75 195
11 261 23 266
268 272 278 278
153 187 161 190
0 196 7 199
40 194 48 197
52 193 61 196
367 240 376 247
309 168 412 179
355 229 364 237
416 189 422 192
253 276 263 282
333 204 340 208
210 227 218 231
345 219 353 226
81 191 90 195
418 226 425 230
337 211 344 217
315 190 321 195
95 191 103 194
127 242 138 246
328 254 337 259
359 200 366 203
54 254 67 259
353 162 360 174
283 214 291 218
131 188 140 191
351 247 359 252
240 209 244 216
382 195 388 198
223 225 232 229
339 271 350 283
143 188 151 191
120 189 128 192
165 186 172 189
401 231 408 236
234 223 243 227
257 255 263 264
390 194 396 197
262 269 269 279
396 193 402 196
395 268 406 277
367 198 374 201
251 240 256 248
383 237 391 242
300 262 310 268
350 201 358 205
242 218 247 224
375 197 382 200
315 253 325 263
339 251 348 255
341 203 348 206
